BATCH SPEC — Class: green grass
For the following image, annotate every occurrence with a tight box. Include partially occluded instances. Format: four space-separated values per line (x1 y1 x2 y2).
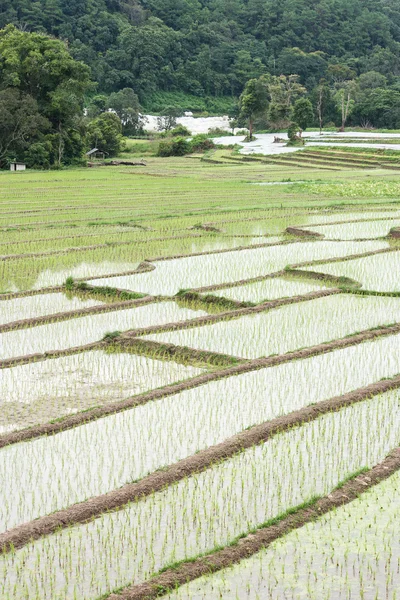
2 152 400 293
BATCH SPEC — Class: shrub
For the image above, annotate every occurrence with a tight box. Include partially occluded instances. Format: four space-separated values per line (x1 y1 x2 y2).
207 127 229 136
190 134 215 152
287 122 301 141
157 137 191 157
170 124 191 137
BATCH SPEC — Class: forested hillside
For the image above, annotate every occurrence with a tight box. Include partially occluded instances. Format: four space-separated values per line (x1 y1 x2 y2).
1 0 400 108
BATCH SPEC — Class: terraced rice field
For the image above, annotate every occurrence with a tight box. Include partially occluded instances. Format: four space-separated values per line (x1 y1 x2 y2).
1 150 400 600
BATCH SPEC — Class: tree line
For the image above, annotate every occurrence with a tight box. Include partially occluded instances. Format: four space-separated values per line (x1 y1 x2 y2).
1 10 400 168
1 0 400 105
238 68 400 140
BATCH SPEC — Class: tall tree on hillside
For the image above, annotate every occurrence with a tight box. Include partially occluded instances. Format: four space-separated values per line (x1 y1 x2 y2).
0 25 92 166
315 79 329 134
267 74 306 128
107 87 147 134
239 76 269 140
293 97 314 131
334 80 357 131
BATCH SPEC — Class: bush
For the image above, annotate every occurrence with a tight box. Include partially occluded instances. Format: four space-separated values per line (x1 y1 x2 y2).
207 127 229 136
24 141 53 169
170 124 191 137
157 137 191 157
288 122 301 141
190 134 215 152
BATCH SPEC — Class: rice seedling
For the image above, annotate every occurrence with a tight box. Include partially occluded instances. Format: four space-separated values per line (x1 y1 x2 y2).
1 332 400 531
303 250 400 292
307 218 400 240
210 275 329 303
90 240 386 296
3 159 400 600
145 293 400 358
167 469 400 599
0 390 398 599
0 292 102 325
0 302 206 361
0 351 203 433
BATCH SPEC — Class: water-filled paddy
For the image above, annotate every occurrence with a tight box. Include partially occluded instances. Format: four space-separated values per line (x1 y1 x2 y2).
0 351 203 431
1 390 398 599
3 331 400 530
146 294 400 358
167 470 400 600
0 292 103 326
303 250 400 292
91 240 386 296
307 218 400 240
0 301 206 361
212 276 329 303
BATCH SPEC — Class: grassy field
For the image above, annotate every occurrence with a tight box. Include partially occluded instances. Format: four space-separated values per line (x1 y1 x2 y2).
1 148 400 599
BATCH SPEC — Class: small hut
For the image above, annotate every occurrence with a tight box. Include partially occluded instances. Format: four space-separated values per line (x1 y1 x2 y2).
10 162 26 171
85 148 108 161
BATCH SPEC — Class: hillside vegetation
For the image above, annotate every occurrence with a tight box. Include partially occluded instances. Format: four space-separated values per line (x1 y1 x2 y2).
1 0 400 109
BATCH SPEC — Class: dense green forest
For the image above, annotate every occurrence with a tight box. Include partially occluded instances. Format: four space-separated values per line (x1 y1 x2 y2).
1 0 400 109
2 0 400 168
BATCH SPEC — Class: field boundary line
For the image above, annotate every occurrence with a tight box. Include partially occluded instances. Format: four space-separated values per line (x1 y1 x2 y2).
291 245 398 269
122 289 341 338
0 296 156 334
1 320 400 447
146 239 297 263
0 233 209 262
189 270 286 293
114 338 246 368
285 226 324 238
1 379 400 554
284 267 360 288
82 261 156 282
0 286 64 301
0 341 107 370
101 447 400 600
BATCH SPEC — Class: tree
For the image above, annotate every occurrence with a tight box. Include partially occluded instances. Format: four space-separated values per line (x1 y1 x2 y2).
269 75 306 109
314 80 330 134
334 81 357 131
358 71 387 91
0 89 48 166
87 95 109 119
239 77 269 140
0 25 92 167
87 112 123 156
267 74 306 128
107 87 147 135
327 64 356 85
293 98 313 131
287 121 302 142
355 88 400 129
157 105 183 132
